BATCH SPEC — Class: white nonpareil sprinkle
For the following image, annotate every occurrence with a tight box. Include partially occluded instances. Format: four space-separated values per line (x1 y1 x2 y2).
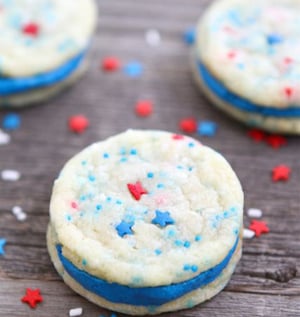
12 206 27 222
243 228 255 239
145 29 161 46
69 307 83 317
247 208 263 218
1 169 21 181
0 129 11 145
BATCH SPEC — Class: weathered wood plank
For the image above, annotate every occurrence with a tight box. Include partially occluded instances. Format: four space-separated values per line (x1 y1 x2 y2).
0 0 300 316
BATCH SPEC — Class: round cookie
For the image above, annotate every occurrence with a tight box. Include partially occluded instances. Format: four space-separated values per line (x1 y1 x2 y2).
194 0 300 134
0 0 97 107
47 130 244 315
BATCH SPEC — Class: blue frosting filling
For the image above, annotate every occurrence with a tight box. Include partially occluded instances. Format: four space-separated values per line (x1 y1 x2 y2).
198 61 300 117
0 52 85 96
56 237 239 306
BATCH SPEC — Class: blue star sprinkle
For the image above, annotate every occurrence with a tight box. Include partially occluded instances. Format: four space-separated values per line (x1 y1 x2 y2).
116 220 134 237
152 210 175 227
0 238 7 256
123 61 144 77
2 113 21 131
267 34 283 46
183 27 196 45
197 121 217 137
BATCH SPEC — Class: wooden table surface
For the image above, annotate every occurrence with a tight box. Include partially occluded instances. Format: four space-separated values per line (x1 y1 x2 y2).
0 0 300 316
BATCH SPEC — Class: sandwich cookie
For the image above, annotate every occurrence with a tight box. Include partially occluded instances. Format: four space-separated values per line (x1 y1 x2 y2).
0 0 97 107
47 129 244 315
193 0 300 134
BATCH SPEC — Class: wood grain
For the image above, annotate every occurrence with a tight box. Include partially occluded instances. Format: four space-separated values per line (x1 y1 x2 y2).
0 0 299 316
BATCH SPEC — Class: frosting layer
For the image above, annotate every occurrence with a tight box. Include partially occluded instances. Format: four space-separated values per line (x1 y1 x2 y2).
56 237 239 306
0 52 85 96
198 61 300 117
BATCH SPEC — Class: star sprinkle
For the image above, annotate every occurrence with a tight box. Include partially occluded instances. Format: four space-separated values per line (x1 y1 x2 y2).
183 28 196 45
102 56 121 72
0 238 7 256
135 100 153 117
247 129 266 142
22 22 40 37
179 118 197 133
68 115 89 134
197 121 217 137
116 221 134 237
21 288 43 308
127 182 147 200
2 113 21 130
249 220 269 237
152 211 175 227
123 62 143 77
265 135 287 149
272 165 291 182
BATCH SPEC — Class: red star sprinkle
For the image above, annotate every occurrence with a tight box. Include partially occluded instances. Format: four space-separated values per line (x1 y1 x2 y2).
135 100 153 117
249 220 269 237
247 129 266 142
284 87 294 98
265 134 287 149
102 56 121 72
179 118 197 133
272 165 291 182
127 181 147 200
68 115 89 134
21 288 43 308
22 23 40 37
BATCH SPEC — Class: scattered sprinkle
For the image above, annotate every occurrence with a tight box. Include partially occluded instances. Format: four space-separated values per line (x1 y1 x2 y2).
179 118 197 133
12 206 27 222
21 288 43 308
272 165 291 182
267 33 283 46
284 86 294 98
145 29 161 46
247 208 263 218
249 220 270 237
68 115 89 134
247 129 265 142
1 169 21 181
116 220 134 237
0 129 11 145
183 27 196 45
127 181 148 200
0 238 7 256
135 100 153 117
197 121 217 136
265 135 287 149
102 56 121 72
152 210 175 227
2 113 21 131
69 307 83 317
243 228 255 239
123 62 143 77
22 22 40 37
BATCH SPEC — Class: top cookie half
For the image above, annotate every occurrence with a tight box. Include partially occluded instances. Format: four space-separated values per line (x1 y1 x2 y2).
196 0 300 108
49 130 243 287
0 0 97 77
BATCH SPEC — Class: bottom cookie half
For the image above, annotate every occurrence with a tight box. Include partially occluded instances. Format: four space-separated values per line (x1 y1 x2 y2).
47 224 242 315
0 63 86 108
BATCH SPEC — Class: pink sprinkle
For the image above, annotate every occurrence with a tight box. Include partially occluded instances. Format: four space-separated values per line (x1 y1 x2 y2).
227 51 236 59
172 134 185 140
71 202 78 209
284 57 293 65
284 87 293 98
